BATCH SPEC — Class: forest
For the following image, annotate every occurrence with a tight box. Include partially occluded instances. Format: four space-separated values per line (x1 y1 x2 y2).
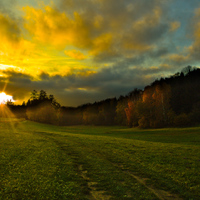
6 66 200 128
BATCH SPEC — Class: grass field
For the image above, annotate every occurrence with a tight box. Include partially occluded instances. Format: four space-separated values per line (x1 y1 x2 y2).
0 119 200 199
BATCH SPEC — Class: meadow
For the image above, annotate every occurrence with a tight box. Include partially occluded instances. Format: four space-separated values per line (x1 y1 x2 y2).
0 119 200 200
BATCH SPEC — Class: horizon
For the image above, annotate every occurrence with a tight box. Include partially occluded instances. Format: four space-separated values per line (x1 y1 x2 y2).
8 66 196 107
0 0 200 106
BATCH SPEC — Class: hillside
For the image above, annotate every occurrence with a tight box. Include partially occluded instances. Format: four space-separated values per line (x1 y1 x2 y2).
6 66 200 128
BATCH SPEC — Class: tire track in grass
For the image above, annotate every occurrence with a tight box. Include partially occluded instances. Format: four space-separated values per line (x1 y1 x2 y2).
85 147 183 200
64 135 183 200
78 164 111 200
86 151 183 200
58 142 112 200
114 164 183 200
36 131 111 200
36 131 183 200
36 132 160 199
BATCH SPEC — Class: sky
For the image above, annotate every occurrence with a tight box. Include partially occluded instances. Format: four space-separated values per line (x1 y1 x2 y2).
0 0 200 106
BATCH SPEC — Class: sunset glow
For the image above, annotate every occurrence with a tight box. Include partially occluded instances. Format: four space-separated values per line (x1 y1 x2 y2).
0 92 14 104
0 0 199 106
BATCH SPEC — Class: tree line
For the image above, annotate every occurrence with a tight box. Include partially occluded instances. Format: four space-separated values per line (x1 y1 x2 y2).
7 66 200 128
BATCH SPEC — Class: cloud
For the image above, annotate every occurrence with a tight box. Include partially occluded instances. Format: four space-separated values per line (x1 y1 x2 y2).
0 70 33 101
22 4 118 61
0 12 40 73
169 21 181 32
1 0 197 107
121 6 168 50
0 61 174 107
64 50 87 60
0 0 16 16
0 0 176 83
0 13 21 46
169 54 189 64
22 1 174 63
148 47 169 58
166 6 200 66
90 33 114 56
23 5 93 49
187 7 200 60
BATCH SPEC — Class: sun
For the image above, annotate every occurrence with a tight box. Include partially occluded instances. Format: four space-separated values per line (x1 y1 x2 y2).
0 92 14 105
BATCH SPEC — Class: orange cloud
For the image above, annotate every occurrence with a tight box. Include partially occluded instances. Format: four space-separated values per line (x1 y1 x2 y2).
169 54 189 63
65 50 87 60
0 13 20 45
0 1 181 84
23 6 92 49
22 5 119 58
90 33 113 56
0 13 22 60
0 13 36 73
21 2 175 61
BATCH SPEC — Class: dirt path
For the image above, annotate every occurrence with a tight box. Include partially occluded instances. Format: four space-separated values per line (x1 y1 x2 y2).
78 165 111 200
121 167 183 200
73 141 184 200
69 137 183 200
36 132 111 200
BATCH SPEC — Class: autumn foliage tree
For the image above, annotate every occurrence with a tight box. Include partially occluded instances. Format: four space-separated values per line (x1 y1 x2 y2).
125 100 139 127
125 83 172 128
151 83 171 127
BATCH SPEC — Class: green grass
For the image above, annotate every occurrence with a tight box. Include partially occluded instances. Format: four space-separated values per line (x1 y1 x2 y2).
0 119 200 199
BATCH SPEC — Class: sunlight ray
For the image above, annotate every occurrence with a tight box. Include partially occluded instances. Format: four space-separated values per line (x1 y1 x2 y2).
0 104 18 132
